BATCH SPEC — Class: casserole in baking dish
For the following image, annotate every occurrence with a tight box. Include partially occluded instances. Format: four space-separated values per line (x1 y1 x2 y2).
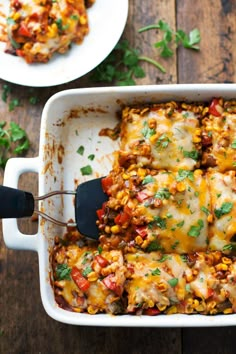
3 84 236 326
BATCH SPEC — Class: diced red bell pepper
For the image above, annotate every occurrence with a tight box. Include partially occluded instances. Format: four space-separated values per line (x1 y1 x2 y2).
96 202 107 222
101 176 113 194
114 211 130 225
18 23 31 37
135 226 148 238
136 191 149 202
102 274 121 296
71 266 90 292
209 98 222 117
95 255 109 268
206 288 214 299
143 308 160 316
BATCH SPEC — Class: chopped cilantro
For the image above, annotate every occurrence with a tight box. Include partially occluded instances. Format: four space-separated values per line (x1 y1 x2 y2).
180 254 187 262
149 216 167 230
98 245 103 254
142 121 156 139
80 165 93 175
156 133 171 150
159 254 171 262
187 219 204 237
1 84 11 102
151 268 161 276
201 206 210 216
171 240 179 249
146 240 161 252
77 145 84 155
222 244 233 251
176 220 184 228
56 264 71 280
155 187 171 200
231 140 236 149
88 154 95 161
9 98 20 112
82 266 93 277
176 169 194 182
142 175 155 185
214 202 233 219
168 278 178 287
183 150 199 161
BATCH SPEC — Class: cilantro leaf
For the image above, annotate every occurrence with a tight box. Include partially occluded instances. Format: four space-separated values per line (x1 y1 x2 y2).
214 202 233 219
80 165 93 175
187 219 204 237
56 264 71 280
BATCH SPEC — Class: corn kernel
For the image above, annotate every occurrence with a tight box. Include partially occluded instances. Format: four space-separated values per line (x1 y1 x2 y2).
141 240 150 249
157 304 167 311
193 169 203 177
223 308 233 314
222 256 232 265
116 191 124 199
207 214 213 223
110 225 121 234
148 300 154 308
87 305 98 314
47 23 58 38
122 173 130 180
12 13 21 20
79 15 87 25
149 133 158 144
166 306 177 314
105 226 111 233
135 235 143 245
193 136 201 143
157 282 168 292
176 181 186 192
215 263 228 271
87 271 98 282
137 168 146 177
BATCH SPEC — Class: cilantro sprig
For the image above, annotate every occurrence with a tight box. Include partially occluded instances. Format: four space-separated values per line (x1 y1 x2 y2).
139 20 201 58
91 39 166 86
0 121 30 168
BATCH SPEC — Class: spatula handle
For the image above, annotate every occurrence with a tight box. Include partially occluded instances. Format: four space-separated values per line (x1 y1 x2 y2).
0 185 34 219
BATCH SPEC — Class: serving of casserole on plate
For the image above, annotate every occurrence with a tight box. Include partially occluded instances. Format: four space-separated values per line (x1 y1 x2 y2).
3 84 236 326
0 0 128 86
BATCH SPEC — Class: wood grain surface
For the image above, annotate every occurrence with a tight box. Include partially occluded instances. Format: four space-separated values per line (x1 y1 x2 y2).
0 1 236 353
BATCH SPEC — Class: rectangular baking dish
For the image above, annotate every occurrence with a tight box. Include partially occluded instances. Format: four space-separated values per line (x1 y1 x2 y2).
3 83 236 327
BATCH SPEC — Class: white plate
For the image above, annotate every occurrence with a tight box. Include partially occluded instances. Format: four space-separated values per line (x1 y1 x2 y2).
0 0 128 87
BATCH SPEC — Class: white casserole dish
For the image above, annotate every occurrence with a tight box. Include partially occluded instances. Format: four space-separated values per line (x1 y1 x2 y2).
3 83 236 327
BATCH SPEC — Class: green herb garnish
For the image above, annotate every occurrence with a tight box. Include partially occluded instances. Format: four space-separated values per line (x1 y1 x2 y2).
183 150 199 161
142 175 155 185
146 240 161 252
141 121 156 139
77 145 84 155
156 133 171 150
168 278 178 287
176 169 194 182
80 165 93 175
231 140 236 149
155 187 171 200
88 154 95 161
0 121 30 168
187 219 204 237
82 266 93 277
90 39 165 86
56 264 71 280
151 268 161 276
139 20 200 57
214 202 233 219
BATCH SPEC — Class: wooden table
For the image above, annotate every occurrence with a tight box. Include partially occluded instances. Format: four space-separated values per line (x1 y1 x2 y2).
1 1 236 353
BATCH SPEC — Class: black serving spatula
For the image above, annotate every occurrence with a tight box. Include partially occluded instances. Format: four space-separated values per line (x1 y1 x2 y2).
0 177 108 240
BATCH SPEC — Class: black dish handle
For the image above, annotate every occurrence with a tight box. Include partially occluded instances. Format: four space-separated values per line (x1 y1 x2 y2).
0 185 34 219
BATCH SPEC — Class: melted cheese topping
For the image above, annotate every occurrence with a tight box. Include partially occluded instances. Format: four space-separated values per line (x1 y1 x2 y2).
120 106 201 171
6 0 91 63
208 171 236 251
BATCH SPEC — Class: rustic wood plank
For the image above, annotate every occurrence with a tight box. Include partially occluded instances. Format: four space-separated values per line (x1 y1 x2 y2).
183 327 236 354
177 0 236 83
